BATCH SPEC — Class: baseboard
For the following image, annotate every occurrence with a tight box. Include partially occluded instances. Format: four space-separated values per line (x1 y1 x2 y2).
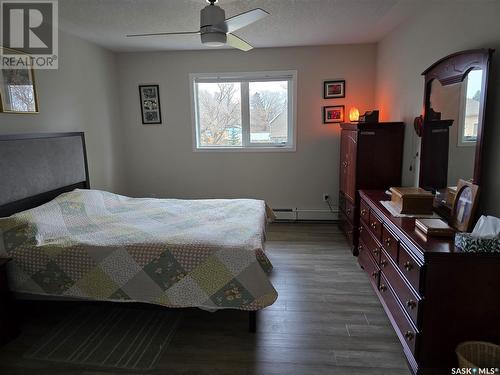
273 209 339 221
273 219 340 223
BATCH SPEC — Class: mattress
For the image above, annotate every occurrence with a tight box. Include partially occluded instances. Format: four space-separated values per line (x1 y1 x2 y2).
0 189 277 311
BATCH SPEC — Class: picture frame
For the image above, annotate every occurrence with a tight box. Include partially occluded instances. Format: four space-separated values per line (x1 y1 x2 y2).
323 80 345 99
139 84 162 124
0 47 39 114
323 105 345 124
450 179 480 232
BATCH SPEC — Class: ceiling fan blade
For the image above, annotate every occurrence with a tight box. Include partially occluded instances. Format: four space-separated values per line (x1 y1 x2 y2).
222 8 269 33
226 33 253 52
126 31 200 37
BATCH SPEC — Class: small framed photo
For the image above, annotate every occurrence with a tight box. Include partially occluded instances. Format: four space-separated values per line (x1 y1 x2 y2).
0 48 39 114
323 80 345 99
139 84 162 124
450 179 480 232
323 105 345 124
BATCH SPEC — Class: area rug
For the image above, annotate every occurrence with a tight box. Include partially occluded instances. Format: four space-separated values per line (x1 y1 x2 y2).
25 305 181 371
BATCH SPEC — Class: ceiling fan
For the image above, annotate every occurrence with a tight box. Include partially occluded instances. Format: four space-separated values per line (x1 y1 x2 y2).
126 0 269 51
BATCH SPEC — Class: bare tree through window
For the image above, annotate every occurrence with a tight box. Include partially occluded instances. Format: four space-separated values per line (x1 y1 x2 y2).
198 83 241 146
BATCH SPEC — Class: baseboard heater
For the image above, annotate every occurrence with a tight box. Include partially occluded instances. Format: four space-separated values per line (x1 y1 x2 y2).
272 207 339 222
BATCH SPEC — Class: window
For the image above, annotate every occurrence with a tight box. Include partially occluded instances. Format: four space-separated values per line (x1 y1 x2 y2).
458 69 482 146
190 71 296 150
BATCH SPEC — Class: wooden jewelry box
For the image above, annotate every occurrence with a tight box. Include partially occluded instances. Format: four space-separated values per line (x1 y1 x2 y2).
389 187 434 215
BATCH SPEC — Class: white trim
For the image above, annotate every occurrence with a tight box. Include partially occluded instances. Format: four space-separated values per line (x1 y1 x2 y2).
189 70 297 152
241 81 251 147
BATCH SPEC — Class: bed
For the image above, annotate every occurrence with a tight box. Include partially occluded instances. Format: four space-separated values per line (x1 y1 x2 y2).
0 132 277 331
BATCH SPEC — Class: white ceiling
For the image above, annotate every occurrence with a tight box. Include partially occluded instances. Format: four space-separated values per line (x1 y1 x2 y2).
59 0 422 52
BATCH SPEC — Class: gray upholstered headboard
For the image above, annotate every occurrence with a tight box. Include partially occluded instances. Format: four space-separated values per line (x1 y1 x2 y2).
0 132 90 217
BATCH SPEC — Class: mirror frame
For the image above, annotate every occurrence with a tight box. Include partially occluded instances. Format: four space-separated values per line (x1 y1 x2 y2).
419 49 494 190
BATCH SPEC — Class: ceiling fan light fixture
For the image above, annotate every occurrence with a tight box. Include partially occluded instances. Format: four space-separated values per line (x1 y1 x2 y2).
126 1 269 52
201 32 226 47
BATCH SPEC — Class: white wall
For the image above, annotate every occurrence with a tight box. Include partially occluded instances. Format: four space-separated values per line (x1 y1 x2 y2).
116 45 377 213
376 1 500 216
0 31 121 192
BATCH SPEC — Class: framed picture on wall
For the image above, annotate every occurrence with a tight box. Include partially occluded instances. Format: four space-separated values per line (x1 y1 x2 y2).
139 84 162 124
0 48 39 114
323 105 345 124
323 80 345 99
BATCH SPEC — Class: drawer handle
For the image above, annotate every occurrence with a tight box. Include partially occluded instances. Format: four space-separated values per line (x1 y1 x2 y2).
346 208 351 215
380 259 388 268
361 209 367 216
342 161 348 167
384 238 391 246
371 271 378 278
404 331 415 341
358 245 363 252
373 248 380 256
404 261 413 272
358 227 363 233
379 284 387 292
406 300 417 309
371 222 377 229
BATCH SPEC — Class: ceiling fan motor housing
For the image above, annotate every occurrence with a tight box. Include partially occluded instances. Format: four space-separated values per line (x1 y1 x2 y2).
200 4 227 33
200 3 227 46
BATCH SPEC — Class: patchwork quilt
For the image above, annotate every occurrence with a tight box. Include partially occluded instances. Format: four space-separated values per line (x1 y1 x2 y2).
0 189 278 311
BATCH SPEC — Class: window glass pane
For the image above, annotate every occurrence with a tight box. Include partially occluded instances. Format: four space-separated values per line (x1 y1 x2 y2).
197 82 242 147
462 69 482 142
7 84 36 112
249 81 288 144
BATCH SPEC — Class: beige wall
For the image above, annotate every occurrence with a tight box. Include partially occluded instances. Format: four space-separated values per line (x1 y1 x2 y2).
376 1 500 216
0 31 121 192
115 45 377 213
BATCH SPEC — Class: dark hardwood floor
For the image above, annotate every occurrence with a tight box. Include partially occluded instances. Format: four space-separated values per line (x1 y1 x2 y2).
0 223 410 374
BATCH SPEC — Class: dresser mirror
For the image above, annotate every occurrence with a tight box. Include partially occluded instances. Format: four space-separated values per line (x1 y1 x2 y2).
418 49 494 215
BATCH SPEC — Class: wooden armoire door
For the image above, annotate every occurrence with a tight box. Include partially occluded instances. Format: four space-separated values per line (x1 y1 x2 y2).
340 130 357 202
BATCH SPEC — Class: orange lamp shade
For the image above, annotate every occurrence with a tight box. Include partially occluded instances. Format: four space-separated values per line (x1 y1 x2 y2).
349 107 360 122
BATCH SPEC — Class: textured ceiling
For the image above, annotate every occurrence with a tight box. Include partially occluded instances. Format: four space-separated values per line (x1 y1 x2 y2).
59 0 422 52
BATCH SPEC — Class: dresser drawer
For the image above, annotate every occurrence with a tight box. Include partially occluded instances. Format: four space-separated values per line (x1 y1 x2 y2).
360 223 381 264
339 211 354 245
398 244 423 293
382 225 399 263
344 198 355 223
380 249 421 327
360 199 370 225
358 239 379 289
368 211 383 240
379 274 418 356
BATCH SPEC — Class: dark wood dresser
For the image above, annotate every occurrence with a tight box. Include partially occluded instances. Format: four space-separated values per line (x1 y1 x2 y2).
338 122 404 254
358 190 500 375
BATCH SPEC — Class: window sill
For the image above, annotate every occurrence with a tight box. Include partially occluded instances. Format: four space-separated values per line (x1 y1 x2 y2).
193 146 296 152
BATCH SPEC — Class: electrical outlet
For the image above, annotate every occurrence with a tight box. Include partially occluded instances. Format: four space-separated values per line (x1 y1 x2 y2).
323 193 330 202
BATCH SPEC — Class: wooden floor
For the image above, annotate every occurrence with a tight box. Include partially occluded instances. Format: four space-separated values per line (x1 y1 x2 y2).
0 223 411 374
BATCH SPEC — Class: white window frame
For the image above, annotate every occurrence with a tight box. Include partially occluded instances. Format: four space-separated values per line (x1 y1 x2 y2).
189 70 297 152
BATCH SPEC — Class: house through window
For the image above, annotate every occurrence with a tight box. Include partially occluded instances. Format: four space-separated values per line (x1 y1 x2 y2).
458 69 482 146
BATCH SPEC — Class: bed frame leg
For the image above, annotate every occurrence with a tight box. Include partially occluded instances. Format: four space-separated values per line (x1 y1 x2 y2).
249 311 257 333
